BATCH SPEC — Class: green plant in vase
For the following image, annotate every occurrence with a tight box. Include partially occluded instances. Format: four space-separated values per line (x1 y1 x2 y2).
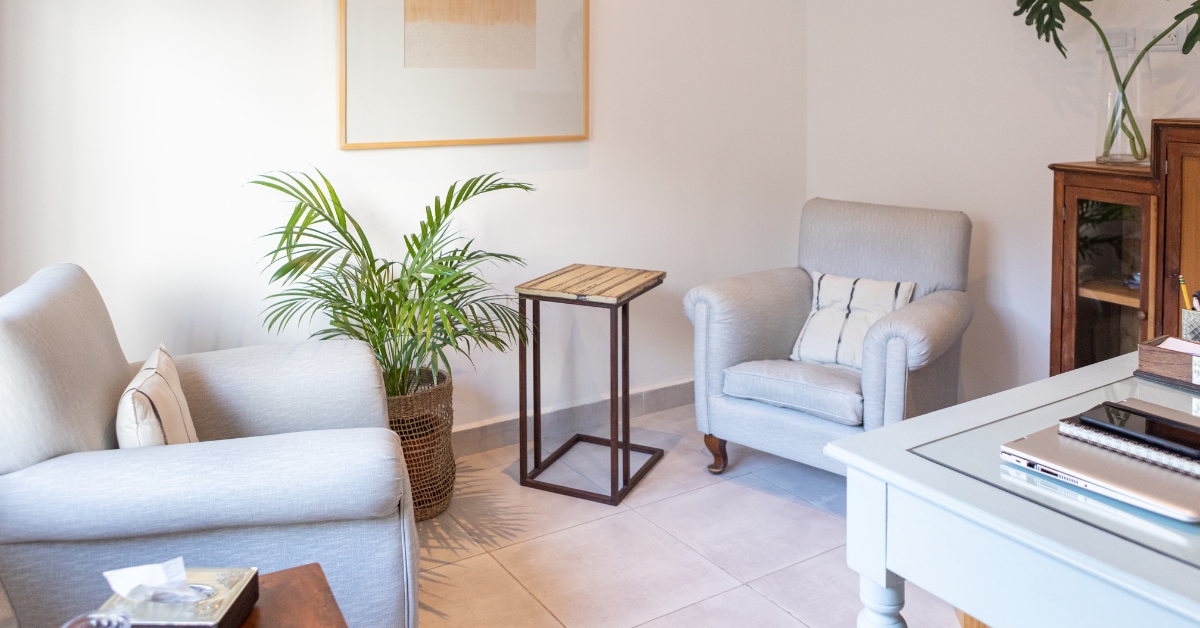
1013 0 1200 162
252 169 533 520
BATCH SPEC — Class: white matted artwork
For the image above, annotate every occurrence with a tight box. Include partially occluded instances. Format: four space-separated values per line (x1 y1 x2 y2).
339 0 589 149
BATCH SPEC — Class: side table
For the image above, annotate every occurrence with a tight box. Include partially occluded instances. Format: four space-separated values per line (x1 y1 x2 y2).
515 264 667 505
242 563 347 628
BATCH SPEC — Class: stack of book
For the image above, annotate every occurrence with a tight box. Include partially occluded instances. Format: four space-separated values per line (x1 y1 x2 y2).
1057 400 1200 478
1000 336 1200 523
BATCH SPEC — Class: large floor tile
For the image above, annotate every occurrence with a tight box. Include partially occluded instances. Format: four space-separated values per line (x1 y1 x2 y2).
642 404 698 436
754 460 848 518
492 510 740 628
637 474 846 581
419 553 563 628
609 429 784 508
637 586 806 628
0 585 13 628
417 511 486 571
615 433 733 508
558 424 682 492
447 457 626 550
751 546 959 628
456 431 577 472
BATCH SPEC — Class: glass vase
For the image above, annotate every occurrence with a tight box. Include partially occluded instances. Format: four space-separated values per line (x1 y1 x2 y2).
1096 50 1152 165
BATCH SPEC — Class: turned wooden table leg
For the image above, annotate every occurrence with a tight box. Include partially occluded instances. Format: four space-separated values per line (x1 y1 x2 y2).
704 435 728 474
858 574 906 628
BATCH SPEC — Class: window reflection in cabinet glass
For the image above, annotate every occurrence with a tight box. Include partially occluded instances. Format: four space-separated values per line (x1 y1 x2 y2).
1075 199 1141 367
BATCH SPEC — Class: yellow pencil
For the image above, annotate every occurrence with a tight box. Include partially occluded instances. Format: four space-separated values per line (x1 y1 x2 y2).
1183 276 1191 311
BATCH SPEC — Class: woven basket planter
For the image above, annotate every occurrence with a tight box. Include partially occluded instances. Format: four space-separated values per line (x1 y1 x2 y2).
387 371 455 521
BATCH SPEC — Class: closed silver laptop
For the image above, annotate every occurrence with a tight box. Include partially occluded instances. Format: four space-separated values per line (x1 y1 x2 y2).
1001 425 1200 523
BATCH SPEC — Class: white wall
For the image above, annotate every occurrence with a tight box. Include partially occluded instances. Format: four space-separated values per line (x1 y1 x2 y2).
0 0 807 429
10 0 1193 423
807 1 1200 400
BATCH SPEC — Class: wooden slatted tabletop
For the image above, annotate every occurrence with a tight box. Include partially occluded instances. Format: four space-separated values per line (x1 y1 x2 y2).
516 264 666 305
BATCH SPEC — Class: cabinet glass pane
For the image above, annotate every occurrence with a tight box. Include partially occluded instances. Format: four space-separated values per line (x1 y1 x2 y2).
1075 198 1141 367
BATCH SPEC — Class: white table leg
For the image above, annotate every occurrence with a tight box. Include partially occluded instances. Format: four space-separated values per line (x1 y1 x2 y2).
858 573 907 628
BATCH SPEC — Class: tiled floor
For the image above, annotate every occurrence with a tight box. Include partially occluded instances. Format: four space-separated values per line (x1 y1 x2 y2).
0 584 12 628
419 404 960 628
0 405 958 628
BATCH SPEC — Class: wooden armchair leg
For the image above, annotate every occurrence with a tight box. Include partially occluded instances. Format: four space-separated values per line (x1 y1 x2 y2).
704 435 728 474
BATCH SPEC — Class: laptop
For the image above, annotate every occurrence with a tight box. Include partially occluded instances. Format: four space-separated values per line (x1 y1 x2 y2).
1001 423 1200 523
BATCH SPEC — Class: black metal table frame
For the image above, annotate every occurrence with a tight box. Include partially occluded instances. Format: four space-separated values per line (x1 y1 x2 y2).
518 294 665 505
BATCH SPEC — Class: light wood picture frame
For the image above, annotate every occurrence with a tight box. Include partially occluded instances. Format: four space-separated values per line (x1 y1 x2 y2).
338 0 589 150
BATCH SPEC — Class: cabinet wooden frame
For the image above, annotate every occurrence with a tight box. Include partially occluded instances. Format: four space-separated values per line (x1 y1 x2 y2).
1049 119 1200 376
1155 120 1200 337
1049 162 1159 375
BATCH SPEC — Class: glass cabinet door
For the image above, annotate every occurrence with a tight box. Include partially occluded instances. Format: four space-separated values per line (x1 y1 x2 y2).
1062 187 1156 371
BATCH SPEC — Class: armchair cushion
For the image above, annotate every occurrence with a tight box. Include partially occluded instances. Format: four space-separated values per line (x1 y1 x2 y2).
0 427 404 544
723 360 863 426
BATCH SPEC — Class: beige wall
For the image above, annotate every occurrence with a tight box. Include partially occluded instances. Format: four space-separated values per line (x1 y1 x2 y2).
6 0 1198 426
807 0 1200 399
0 0 806 429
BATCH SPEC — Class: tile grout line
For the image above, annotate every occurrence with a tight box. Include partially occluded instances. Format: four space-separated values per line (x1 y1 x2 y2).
627 507 747 586
618 509 745 625
486 553 571 628
746 543 847 586
744 544 848 628
749 468 847 521
452 504 631 558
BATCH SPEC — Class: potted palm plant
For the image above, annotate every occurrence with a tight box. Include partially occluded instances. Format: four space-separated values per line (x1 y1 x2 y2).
252 170 533 520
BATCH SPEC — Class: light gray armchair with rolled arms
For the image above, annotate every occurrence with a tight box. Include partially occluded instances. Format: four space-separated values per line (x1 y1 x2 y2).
684 198 973 475
0 264 418 628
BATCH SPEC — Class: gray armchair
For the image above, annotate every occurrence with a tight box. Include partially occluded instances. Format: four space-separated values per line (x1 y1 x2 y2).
0 264 418 628
684 198 973 475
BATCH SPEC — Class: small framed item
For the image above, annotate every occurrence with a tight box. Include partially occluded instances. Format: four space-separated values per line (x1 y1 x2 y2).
98 568 258 628
339 0 589 149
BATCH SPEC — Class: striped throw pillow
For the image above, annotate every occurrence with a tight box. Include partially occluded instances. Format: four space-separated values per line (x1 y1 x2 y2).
115 345 199 448
790 272 916 369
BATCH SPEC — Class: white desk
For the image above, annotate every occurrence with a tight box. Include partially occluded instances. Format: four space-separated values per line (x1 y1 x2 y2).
825 354 1200 628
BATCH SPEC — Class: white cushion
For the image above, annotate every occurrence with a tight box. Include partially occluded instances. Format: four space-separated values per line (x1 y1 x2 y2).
723 359 863 426
116 345 198 448
790 271 915 369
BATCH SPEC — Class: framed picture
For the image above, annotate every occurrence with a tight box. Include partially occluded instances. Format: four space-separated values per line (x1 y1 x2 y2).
338 0 589 149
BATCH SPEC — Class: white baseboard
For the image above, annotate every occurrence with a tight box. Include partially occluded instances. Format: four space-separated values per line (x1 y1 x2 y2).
451 379 694 459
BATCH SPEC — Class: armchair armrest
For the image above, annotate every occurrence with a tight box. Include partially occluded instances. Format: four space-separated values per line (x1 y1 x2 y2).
0 428 404 544
683 268 812 432
861 290 973 430
175 340 387 441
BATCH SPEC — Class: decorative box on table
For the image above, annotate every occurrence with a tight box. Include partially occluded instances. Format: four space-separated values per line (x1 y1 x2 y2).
98 568 259 628
1134 335 1200 393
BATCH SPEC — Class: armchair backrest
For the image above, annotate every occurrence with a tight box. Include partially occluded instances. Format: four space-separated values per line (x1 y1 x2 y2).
797 198 972 299
0 264 129 474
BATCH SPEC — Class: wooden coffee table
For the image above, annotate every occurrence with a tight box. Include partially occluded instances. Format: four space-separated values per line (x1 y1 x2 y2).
242 563 347 628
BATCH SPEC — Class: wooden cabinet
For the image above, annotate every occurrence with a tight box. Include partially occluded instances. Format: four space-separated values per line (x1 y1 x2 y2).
1050 119 1200 375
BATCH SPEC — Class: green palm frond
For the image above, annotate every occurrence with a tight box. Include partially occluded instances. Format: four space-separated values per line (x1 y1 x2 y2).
253 169 535 396
1013 0 1092 57
1180 1 1200 54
